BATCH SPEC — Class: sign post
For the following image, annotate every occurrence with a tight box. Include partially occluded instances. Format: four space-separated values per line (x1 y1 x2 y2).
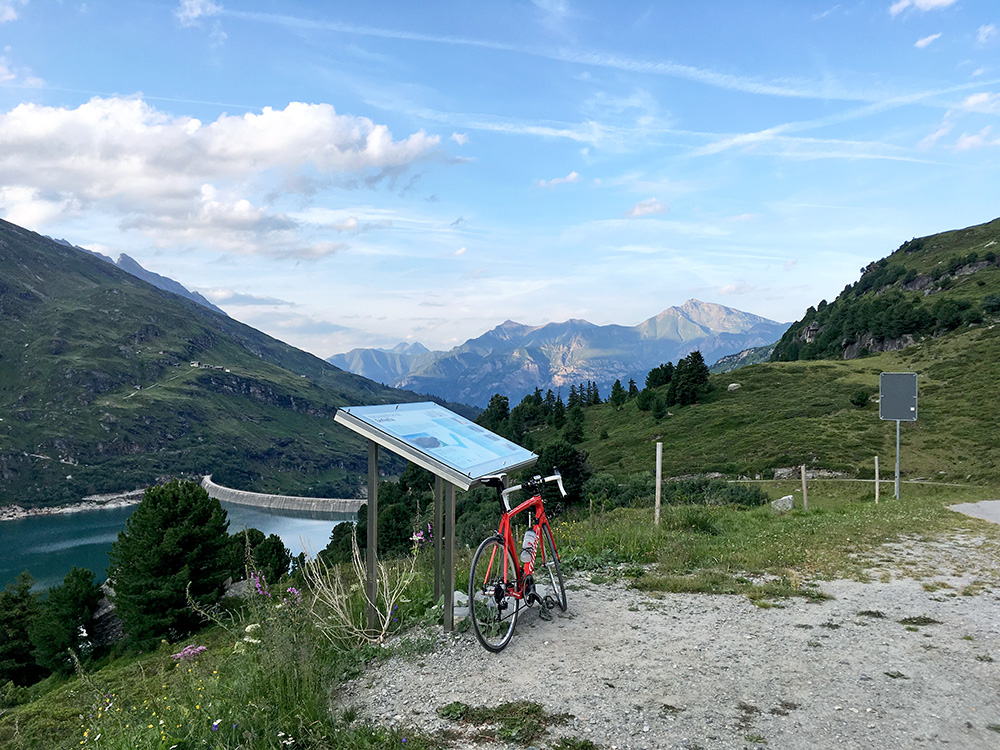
879 373 918 500
334 402 537 633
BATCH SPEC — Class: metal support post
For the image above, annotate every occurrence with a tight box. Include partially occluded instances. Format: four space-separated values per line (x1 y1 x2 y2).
366 440 379 634
433 475 443 604
895 420 901 500
443 483 456 632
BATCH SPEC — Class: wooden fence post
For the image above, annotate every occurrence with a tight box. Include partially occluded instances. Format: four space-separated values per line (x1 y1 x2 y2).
801 464 808 511
654 442 662 526
874 455 879 505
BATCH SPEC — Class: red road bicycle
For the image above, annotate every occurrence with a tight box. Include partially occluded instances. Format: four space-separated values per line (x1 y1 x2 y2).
468 471 568 652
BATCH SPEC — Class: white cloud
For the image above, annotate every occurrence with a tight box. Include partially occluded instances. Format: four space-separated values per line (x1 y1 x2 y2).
625 198 669 218
453 246 467 256
890 0 957 16
0 1 25 23
330 217 359 232
177 0 222 26
537 170 581 188
957 92 1000 113
918 120 952 149
450 132 469 145
0 96 440 257
979 25 998 45
0 54 43 87
202 288 294 306
719 282 753 295
915 33 942 49
784 260 797 272
955 126 999 151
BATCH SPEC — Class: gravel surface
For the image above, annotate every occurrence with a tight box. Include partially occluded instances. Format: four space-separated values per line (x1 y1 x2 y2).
338 533 1000 750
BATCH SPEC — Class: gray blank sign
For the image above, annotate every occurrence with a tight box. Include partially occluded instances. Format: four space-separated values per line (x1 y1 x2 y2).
880 372 918 421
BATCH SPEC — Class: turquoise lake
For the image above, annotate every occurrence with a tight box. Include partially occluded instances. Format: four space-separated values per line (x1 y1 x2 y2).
0 502 354 591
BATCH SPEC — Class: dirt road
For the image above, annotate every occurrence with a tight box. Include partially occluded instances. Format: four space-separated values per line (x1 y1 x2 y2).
339 533 1000 749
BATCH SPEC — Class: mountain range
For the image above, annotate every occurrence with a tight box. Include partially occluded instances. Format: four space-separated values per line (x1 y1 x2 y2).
49 237 227 316
328 300 790 407
0 218 435 508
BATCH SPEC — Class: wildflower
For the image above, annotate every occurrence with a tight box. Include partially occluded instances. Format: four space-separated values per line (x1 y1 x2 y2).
212 719 221 731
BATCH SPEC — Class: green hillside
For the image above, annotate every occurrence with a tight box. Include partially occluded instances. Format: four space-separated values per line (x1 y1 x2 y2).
0 219 425 507
772 216 1000 361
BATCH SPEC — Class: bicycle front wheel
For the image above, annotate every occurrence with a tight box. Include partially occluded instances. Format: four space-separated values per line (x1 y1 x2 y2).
469 536 519 652
538 524 567 611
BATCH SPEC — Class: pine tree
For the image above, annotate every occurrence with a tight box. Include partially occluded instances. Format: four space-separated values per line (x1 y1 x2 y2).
108 480 231 645
29 567 102 676
564 405 585 443
477 394 510 432
252 534 292 585
0 571 44 686
628 378 639 398
552 394 566 428
568 385 580 408
609 379 626 408
543 389 556 414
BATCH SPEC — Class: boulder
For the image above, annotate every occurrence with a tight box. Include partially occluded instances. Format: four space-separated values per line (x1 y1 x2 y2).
727 383 741 391
771 495 794 512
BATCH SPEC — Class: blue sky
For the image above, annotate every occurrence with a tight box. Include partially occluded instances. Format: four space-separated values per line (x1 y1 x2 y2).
1 1 998 356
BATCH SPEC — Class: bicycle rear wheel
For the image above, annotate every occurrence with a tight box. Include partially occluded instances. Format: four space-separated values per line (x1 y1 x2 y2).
469 536 519 652
538 524 567 611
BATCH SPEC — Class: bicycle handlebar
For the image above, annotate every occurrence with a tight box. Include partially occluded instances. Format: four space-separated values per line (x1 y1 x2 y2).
499 470 567 512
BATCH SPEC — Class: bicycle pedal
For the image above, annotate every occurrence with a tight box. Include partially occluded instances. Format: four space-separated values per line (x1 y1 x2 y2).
543 595 556 610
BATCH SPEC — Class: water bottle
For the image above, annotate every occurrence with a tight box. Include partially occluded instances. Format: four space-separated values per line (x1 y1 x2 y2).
520 528 537 563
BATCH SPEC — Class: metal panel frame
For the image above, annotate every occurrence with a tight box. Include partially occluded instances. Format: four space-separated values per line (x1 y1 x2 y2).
334 402 537 490
334 402 538 633
879 372 918 422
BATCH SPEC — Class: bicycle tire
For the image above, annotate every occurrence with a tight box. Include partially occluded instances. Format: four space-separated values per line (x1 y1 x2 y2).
539 524 567 611
468 536 520 652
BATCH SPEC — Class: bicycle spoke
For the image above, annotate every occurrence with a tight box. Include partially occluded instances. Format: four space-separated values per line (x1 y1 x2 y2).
469 537 519 651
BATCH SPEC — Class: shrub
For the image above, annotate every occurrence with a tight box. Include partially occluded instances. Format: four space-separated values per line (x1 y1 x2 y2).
662 478 768 507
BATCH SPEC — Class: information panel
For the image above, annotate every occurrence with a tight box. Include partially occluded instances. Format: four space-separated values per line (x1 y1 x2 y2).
880 372 918 422
334 402 537 490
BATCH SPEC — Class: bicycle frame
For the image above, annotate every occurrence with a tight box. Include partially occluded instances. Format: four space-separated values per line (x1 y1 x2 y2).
476 488 559 600
468 470 568 651
487 491 557 601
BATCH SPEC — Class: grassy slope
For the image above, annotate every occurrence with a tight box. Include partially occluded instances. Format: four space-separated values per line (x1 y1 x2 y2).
536 322 1000 483
0 219 421 506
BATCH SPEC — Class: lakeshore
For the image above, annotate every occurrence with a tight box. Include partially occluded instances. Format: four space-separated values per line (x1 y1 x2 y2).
0 490 146 522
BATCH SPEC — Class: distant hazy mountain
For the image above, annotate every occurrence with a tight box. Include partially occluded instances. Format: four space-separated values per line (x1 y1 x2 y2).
50 237 227 315
329 300 790 407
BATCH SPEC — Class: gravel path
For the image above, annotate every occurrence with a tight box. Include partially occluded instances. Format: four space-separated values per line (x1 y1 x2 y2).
338 534 1000 750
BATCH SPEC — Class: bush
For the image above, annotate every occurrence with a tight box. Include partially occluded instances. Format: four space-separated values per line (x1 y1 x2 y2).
661 478 768 507
983 294 1000 315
